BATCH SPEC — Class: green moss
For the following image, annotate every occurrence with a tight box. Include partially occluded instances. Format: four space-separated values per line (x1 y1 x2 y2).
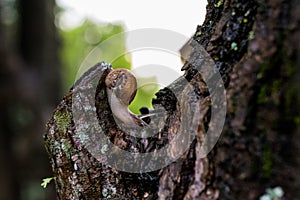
60 139 75 157
258 85 268 104
230 95 237 113
248 31 255 40
294 116 300 125
257 79 281 105
271 80 280 93
262 145 273 178
53 110 72 133
284 86 294 108
285 59 296 77
257 62 270 80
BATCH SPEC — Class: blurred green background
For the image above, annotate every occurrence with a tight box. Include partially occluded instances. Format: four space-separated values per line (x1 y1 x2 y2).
58 13 157 114
0 0 157 199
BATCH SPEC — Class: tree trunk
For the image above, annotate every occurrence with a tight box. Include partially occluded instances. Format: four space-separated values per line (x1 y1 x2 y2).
0 0 60 199
45 0 300 199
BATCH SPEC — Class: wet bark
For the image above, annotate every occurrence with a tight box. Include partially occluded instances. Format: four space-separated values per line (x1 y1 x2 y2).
45 0 300 199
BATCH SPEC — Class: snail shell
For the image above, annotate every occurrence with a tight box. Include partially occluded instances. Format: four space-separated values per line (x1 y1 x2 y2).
105 68 137 106
105 68 146 127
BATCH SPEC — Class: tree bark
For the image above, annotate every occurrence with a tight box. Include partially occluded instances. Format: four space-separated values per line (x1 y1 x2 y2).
45 0 300 199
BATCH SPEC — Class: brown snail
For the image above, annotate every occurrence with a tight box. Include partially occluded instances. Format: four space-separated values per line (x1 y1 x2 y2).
105 68 148 127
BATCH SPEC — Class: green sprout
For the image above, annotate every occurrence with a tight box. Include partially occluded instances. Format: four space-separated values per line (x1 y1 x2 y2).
41 177 55 188
214 0 223 7
231 42 238 51
196 31 202 36
260 186 284 200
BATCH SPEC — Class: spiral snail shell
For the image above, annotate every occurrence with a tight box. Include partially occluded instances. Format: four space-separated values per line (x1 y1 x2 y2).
105 68 146 127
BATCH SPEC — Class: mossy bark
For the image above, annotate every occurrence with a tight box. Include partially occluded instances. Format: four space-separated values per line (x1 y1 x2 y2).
45 0 300 199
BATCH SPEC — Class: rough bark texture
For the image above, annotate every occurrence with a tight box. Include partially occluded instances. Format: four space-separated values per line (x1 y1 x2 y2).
45 0 300 199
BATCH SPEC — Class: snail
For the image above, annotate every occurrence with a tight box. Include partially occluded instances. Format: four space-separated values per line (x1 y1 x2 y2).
105 68 149 127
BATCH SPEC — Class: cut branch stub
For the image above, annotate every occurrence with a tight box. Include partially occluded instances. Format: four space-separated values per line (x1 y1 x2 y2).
45 37 227 199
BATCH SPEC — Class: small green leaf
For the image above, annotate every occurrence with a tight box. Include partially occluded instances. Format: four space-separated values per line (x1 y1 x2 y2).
259 194 272 200
214 0 223 7
266 188 276 197
231 42 238 51
41 177 55 188
273 186 284 197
